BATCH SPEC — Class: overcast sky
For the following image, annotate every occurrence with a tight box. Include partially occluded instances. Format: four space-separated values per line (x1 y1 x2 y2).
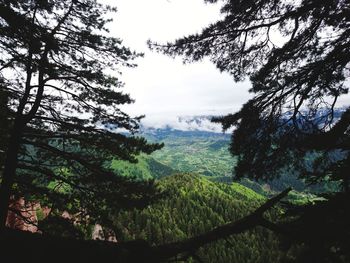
109 0 252 126
108 0 349 128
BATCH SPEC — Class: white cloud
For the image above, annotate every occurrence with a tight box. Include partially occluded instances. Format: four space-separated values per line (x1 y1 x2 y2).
101 0 253 123
140 115 232 133
106 1 350 124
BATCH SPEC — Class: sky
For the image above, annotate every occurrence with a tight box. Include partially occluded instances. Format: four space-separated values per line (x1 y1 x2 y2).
108 0 252 127
107 0 349 129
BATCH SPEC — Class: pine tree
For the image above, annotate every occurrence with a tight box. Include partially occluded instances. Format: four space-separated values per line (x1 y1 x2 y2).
0 89 11 171
0 0 162 232
150 0 350 261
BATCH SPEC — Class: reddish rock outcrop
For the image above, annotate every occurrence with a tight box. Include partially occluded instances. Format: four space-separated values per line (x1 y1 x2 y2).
6 198 117 242
6 197 39 233
92 224 117 242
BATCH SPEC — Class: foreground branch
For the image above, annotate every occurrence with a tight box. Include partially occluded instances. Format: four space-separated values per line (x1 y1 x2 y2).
151 188 291 261
0 188 291 263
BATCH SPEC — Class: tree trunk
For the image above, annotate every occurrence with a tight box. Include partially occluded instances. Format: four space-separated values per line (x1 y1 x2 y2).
343 176 349 193
0 118 25 229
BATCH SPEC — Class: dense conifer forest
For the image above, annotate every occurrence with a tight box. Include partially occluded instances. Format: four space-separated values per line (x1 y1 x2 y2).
113 174 281 263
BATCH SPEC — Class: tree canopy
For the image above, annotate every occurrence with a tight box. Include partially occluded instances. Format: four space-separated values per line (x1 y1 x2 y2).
0 0 162 233
150 0 350 189
1 0 349 261
150 0 350 261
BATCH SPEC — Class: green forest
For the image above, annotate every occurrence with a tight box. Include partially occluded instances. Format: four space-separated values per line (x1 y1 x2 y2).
0 0 349 263
113 174 281 263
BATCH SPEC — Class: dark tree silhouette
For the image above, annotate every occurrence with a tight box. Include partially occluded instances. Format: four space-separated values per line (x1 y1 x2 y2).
150 0 350 261
1 0 348 261
0 0 162 232
0 188 291 263
0 89 10 170
0 1 294 261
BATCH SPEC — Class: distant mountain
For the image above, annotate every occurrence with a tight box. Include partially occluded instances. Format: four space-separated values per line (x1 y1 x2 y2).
139 107 348 135
283 107 346 122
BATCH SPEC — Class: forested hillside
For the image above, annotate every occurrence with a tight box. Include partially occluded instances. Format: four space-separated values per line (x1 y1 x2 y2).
113 174 283 263
110 155 176 180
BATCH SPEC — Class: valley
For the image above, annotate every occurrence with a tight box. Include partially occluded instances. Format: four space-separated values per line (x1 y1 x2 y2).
111 125 333 198
106 126 321 262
